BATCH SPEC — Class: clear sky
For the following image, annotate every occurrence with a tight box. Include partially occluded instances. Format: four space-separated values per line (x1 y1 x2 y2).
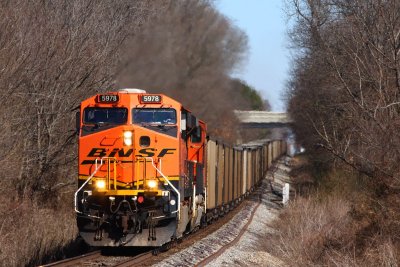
216 0 290 111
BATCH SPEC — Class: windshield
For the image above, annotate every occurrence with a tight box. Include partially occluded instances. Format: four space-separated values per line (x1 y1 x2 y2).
133 108 176 125
84 107 128 124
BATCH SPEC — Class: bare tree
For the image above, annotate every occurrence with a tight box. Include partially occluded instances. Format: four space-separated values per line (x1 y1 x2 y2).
117 0 248 142
286 0 400 187
0 0 156 198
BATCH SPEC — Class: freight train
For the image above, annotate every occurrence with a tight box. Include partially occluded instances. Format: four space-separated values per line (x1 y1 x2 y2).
75 88 286 247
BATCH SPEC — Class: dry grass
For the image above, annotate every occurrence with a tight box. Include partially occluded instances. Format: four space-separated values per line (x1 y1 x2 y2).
266 158 400 267
361 238 398 266
0 194 77 267
270 195 356 266
270 194 400 266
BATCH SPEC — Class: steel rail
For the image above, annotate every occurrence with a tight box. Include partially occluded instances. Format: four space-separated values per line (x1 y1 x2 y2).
194 195 262 267
111 251 153 267
38 250 101 267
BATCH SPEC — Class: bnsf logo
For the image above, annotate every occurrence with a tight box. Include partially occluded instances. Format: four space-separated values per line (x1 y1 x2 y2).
87 148 176 158
81 148 176 165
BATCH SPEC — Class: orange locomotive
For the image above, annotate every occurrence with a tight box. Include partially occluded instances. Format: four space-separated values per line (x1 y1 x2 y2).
75 89 206 247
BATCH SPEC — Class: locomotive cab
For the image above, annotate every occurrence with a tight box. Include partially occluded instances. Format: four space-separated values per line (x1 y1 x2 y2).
75 89 207 247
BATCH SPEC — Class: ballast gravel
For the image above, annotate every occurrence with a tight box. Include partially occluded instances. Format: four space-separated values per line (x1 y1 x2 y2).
153 157 292 267
152 201 256 267
205 194 286 267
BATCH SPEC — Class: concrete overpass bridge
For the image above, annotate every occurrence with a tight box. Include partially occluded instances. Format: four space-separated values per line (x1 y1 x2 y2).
234 110 293 128
235 110 297 155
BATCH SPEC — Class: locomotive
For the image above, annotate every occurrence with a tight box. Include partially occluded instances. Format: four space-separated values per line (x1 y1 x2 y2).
75 88 286 247
75 89 206 247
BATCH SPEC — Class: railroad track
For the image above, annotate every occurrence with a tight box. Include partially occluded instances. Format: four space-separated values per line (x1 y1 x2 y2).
39 251 102 267
40 249 154 267
40 188 268 267
112 251 153 267
40 201 248 267
195 199 262 266
150 185 270 267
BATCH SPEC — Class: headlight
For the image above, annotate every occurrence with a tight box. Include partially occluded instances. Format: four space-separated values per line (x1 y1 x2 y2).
123 131 133 146
124 131 132 138
147 180 157 189
96 179 106 190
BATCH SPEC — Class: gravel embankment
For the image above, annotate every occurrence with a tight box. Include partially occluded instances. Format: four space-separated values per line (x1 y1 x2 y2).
154 157 292 267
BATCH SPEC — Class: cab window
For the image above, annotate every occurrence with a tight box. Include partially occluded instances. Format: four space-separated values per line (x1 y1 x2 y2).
191 128 202 143
83 107 128 124
133 108 176 125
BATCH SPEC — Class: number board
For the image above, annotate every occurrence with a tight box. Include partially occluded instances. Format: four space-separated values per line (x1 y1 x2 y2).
97 94 119 103
140 95 162 104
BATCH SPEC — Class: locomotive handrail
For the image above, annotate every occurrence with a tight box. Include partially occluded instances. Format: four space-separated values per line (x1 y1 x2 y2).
74 158 105 219
104 157 117 190
145 157 181 220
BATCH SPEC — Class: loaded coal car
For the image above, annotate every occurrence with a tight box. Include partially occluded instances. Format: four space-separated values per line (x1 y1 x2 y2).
75 88 287 248
204 139 286 220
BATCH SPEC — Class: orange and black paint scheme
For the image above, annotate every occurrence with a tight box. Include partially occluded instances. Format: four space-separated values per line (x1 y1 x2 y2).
75 89 207 247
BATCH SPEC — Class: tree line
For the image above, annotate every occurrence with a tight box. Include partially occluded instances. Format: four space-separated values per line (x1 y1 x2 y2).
286 0 400 188
0 0 267 200
284 0 400 264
